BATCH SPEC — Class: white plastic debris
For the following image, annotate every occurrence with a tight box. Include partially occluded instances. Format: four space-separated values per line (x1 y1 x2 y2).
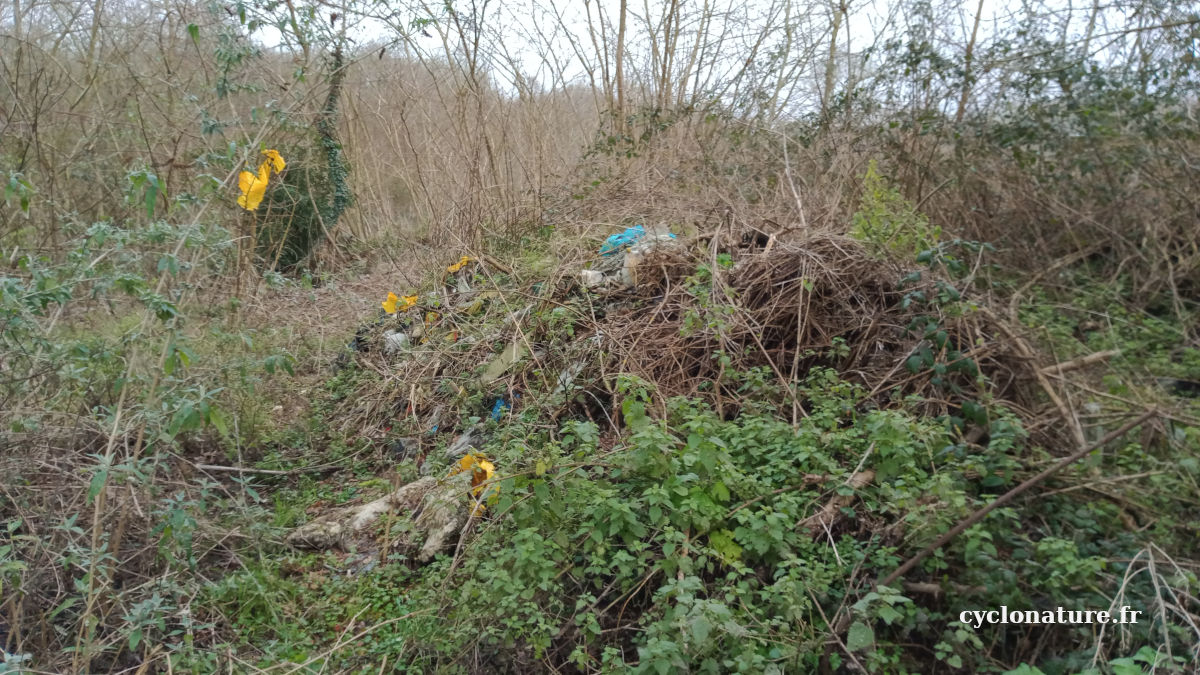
553 360 586 396
585 230 680 289
580 270 605 288
383 329 410 354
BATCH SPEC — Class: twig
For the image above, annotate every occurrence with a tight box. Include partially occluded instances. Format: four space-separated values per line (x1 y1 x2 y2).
1038 349 1120 376
780 134 809 229
1038 469 1165 497
808 589 867 673
480 253 513 275
901 581 986 597
726 474 826 517
983 307 1087 448
271 609 435 673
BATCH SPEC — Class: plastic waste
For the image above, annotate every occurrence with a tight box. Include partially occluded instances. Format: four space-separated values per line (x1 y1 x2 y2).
480 339 526 384
490 398 510 421
580 270 605 288
600 224 646 256
383 329 410 354
445 429 482 459
490 393 521 421
553 360 586 395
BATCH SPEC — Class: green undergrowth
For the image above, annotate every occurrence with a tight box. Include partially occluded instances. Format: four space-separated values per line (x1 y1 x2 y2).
195 360 1198 673
175 230 1199 673
1019 277 1200 385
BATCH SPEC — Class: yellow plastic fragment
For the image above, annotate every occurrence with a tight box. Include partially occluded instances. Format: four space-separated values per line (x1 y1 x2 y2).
236 149 286 211
382 292 400 314
451 453 497 515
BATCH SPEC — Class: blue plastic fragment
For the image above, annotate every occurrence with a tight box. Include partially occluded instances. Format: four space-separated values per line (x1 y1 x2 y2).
600 224 645 256
491 398 509 421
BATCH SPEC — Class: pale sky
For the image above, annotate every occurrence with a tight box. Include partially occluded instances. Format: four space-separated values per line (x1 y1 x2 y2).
251 0 1141 105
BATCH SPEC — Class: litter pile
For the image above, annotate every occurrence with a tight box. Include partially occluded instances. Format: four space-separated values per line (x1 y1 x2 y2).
291 223 1057 559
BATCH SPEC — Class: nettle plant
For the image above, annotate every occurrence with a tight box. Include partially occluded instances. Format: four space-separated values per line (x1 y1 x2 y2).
3 220 216 416
344 373 1033 673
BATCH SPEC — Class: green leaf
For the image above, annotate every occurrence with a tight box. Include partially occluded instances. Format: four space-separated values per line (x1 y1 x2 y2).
1108 662 1142 675
845 621 875 651
163 344 177 376
157 254 178 277
144 175 159 218
88 467 108 504
962 400 988 426
876 605 903 625
187 23 199 41
711 480 730 503
709 529 743 563
48 596 77 620
208 407 229 437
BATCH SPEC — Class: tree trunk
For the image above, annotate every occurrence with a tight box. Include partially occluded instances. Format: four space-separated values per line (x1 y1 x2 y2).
615 0 628 134
955 0 986 124
821 1 844 119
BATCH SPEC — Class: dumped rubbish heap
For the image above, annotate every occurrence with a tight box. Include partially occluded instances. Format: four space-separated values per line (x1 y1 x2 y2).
290 223 1057 561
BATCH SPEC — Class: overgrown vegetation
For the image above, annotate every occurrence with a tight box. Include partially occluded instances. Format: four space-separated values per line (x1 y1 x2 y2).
2 0 1199 672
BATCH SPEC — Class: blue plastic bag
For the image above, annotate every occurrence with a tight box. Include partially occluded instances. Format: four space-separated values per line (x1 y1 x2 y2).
599 225 646 256
491 398 509 421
